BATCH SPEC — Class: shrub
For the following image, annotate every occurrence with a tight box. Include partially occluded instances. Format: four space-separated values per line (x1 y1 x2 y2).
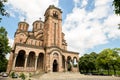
73 64 77 67
19 73 26 80
10 72 15 77
29 73 32 77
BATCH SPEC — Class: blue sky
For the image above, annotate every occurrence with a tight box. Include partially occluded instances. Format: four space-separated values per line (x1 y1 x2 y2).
1 0 120 56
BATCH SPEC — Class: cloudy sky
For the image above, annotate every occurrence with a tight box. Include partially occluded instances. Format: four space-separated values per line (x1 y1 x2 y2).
1 0 120 56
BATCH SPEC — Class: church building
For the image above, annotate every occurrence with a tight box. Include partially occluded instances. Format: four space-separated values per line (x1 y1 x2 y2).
7 5 79 73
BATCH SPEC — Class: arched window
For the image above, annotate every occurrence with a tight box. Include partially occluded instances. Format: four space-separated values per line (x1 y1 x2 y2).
53 11 58 19
36 23 38 29
67 56 72 71
19 24 21 30
40 23 42 29
73 57 77 67
31 40 33 45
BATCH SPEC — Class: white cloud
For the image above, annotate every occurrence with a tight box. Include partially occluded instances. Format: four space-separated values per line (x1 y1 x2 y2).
6 0 120 56
95 0 111 7
7 0 59 28
103 15 120 39
6 38 14 60
6 54 10 60
63 0 120 55
81 0 88 7
74 0 80 3
74 0 88 8
8 38 14 47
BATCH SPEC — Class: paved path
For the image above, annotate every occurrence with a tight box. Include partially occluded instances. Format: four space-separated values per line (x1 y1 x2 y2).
1 72 120 80
31 72 120 80
0 76 20 80
0 77 13 80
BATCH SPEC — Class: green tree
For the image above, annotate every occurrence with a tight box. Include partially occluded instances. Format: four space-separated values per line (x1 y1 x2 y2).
0 0 10 72
0 55 8 72
113 0 120 15
97 48 120 75
89 52 98 72
97 49 111 75
79 55 89 73
0 0 9 21
106 49 119 75
0 27 11 72
114 48 120 69
79 52 98 74
0 27 11 55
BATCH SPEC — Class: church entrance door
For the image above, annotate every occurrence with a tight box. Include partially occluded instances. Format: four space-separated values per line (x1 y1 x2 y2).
53 60 58 72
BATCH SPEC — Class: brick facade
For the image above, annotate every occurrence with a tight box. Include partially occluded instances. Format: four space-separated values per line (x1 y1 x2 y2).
7 5 79 73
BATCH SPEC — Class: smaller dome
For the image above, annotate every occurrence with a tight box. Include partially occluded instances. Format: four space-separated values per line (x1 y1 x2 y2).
33 20 44 31
18 21 29 31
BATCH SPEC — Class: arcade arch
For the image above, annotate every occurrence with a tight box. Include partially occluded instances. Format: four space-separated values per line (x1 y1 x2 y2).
15 50 26 67
27 51 35 67
37 53 44 70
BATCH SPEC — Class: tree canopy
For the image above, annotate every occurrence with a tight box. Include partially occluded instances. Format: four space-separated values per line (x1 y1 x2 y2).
0 27 11 56
0 0 10 72
79 52 98 73
113 0 120 15
0 27 11 72
79 48 120 75
0 0 9 21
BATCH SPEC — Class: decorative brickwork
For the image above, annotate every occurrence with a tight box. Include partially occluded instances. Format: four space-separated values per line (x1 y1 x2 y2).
7 5 79 73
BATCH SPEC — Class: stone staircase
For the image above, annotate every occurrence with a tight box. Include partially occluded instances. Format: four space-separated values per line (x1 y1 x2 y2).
31 72 120 80
34 72 83 80
31 71 45 79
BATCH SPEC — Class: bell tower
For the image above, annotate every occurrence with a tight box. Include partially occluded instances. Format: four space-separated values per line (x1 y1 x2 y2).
44 5 62 48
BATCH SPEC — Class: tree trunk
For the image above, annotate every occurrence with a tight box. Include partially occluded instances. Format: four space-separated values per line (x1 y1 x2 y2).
107 68 110 75
113 65 116 75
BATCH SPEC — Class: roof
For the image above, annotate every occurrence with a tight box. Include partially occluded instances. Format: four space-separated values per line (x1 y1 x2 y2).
44 5 62 16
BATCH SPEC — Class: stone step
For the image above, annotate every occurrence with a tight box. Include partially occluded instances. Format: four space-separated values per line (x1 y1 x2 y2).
31 72 120 80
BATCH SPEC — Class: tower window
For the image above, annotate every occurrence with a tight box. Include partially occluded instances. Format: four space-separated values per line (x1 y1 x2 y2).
53 11 58 19
19 24 21 30
20 39 22 43
36 23 38 29
23 24 26 30
40 23 42 29
31 40 33 45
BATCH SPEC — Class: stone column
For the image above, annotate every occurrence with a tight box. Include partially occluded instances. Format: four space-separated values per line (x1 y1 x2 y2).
35 56 38 71
7 52 13 73
24 55 28 70
12 54 17 70
65 59 67 72
76 59 79 72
